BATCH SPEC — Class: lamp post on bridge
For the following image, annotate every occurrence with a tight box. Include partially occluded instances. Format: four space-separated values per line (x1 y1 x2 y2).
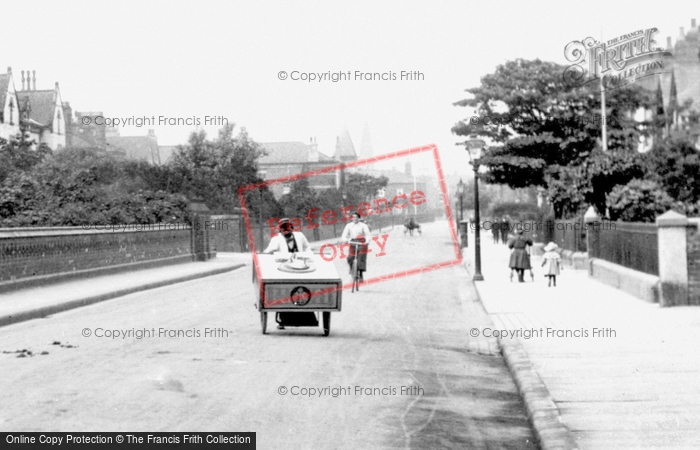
457 178 466 249
464 135 486 281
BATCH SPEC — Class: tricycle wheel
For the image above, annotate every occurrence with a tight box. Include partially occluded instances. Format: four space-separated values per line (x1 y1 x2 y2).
261 311 267 334
322 312 331 336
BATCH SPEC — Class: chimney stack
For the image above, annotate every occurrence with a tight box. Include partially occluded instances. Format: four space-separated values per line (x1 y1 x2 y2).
21 70 25 90
680 27 685 37
7 66 11 75
32 70 36 90
692 19 697 29
308 136 319 162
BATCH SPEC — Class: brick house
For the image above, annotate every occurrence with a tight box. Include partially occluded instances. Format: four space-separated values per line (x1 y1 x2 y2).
258 138 343 198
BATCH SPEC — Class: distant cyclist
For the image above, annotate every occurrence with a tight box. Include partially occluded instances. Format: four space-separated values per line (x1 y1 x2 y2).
341 212 370 282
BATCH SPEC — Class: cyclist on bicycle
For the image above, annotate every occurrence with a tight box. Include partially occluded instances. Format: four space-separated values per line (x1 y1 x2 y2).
341 212 371 282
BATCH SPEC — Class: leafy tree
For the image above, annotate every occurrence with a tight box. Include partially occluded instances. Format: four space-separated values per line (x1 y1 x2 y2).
0 132 51 183
167 124 275 214
546 149 645 218
452 58 654 217
606 180 677 222
343 172 389 205
278 178 321 219
0 147 189 226
642 136 700 205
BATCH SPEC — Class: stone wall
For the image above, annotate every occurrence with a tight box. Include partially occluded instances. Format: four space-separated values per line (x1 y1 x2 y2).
208 215 244 253
0 225 194 289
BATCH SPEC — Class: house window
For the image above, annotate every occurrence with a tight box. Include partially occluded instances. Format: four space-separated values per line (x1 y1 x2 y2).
56 110 63 134
282 184 291 195
7 98 15 125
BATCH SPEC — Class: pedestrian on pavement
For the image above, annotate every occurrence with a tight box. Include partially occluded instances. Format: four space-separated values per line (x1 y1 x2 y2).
500 217 510 244
541 242 563 287
508 229 533 282
491 219 500 244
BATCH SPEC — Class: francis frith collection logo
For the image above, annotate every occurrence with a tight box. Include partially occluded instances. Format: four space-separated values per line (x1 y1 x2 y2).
563 27 672 90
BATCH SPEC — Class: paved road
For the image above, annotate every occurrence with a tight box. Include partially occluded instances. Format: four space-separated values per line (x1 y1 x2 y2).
0 220 536 449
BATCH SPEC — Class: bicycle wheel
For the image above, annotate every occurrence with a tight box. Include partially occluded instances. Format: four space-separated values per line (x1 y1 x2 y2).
351 257 359 292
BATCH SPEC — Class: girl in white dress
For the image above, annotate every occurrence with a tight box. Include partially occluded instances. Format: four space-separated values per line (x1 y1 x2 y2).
541 242 563 287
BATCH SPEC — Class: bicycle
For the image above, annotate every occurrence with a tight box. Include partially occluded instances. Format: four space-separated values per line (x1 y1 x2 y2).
349 239 364 293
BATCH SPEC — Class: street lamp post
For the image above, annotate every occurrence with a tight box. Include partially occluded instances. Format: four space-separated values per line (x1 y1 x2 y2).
464 136 486 281
457 178 464 222
457 178 465 249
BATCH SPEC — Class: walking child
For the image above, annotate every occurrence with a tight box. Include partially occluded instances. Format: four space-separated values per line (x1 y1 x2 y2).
541 242 563 287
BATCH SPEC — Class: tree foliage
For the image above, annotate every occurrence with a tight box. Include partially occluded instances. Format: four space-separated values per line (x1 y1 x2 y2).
606 180 677 222
0 146 189 226
452 58 655 218
0 123 279 227
276 171 389 221
165 124 268 213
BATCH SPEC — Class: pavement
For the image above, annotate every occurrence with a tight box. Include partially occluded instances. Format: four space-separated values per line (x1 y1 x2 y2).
0 254 250 328
462 231 700 449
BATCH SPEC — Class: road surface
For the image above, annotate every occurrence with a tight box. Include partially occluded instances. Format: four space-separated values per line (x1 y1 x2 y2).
0 220 536 449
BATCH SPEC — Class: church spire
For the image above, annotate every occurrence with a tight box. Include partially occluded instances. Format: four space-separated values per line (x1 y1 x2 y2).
359 122 373 159
654 77 665 134
668 70 678 131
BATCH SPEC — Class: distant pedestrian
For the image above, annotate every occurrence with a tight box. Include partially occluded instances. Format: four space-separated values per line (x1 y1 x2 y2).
541 242 563 287
508 230 532 282
491 219 500 243
500 217 510 244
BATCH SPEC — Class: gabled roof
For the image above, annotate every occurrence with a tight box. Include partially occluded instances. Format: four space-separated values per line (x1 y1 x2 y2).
17 89 57 127
0 74 12 108
335 127 357 160
259 141 334 164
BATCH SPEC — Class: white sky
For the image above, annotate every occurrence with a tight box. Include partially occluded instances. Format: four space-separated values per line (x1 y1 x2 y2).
4 0 700 180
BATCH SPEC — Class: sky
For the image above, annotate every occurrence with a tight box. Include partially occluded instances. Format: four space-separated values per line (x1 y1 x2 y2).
4 0 700 180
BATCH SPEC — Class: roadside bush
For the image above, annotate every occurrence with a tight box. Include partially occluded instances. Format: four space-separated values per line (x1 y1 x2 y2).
606 179 678 223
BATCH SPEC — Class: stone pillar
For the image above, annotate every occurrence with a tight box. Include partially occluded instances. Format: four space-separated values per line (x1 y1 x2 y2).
188 198 212 261
656 210 689 307
584 206 600 273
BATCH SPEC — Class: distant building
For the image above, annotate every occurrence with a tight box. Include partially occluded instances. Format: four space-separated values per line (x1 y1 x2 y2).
645 23 700 115
359 123 373 159
636 21 700 145
106 128 161 164
15 70 67 150
67 110 109 149
361 160 441 216
334 127 358 163
258 138 341 198
0 67 21 141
